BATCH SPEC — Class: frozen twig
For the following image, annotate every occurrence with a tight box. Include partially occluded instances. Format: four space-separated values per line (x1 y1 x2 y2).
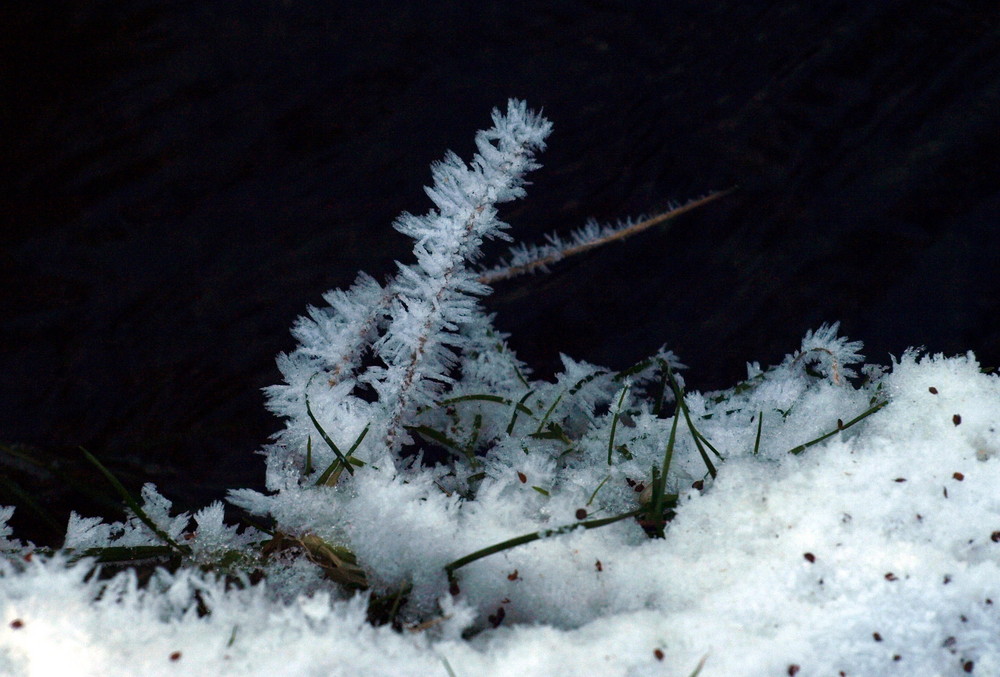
477 187 736 284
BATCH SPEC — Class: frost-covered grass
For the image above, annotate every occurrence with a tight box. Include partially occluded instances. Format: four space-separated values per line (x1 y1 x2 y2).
3 101 1000 676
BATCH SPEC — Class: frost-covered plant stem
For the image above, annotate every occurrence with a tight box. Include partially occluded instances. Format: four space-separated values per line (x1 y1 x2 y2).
477 187 735 283
376 101 552 451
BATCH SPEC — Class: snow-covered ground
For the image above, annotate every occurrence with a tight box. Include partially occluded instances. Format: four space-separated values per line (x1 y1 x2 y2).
4 346 998 676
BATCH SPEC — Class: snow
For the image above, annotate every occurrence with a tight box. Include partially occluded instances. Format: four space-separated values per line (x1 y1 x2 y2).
3 350 1000 675
3 102 999 675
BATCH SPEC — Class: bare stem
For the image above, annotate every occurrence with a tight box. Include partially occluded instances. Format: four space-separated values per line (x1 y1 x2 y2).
478 187 736 284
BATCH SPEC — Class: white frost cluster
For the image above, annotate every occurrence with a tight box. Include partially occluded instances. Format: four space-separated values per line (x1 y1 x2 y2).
3 102 1000 675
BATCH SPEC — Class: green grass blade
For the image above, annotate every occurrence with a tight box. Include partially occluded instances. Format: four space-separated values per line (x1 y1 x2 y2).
439 393 535 417
0 475 64 536
316 424 371 486
607 385 630 465
787 399 887 455
407 425 478 468
647 407 681 535
663 364 718 478
305 374 354 476
507 390 536 435
80 447 190 555
444 509 642 577
586 474 611 507
71 545 179 563
752 412 763 455
688 654 708 677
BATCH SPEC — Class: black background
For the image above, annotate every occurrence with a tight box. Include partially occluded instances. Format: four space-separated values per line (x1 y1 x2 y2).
3 1 998 544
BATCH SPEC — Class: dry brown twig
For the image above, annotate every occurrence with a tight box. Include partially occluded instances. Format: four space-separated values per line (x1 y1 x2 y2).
477 186 736 284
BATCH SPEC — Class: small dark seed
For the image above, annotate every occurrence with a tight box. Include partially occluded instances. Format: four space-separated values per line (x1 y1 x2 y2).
654 649 664 661
944 575 952 584
837 418 844 430
893 655 901 661
692 480 704 490
803 552 816 563
987 598 993 605
788 665 800 676
449 580 460 596
954 472 965 481
873 632 883 642
170 652 181 661
517 472 527 484
885 573 898 581
507 570 518 581
929 387 939 394
489 607 505 627
625 478 637 487
634 483 645 493
964 660 974 672
575 508 587 520
894 478 906 483
595 560 603 572
944 487 949 498
953 414 962 426
991 531 1000 543
9 619 23 629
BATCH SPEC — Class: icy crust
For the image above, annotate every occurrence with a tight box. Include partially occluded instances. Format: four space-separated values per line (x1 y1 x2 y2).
5 351 1000 675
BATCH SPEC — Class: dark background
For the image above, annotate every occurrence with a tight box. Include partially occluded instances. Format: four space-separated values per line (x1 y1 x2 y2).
3 1 998 544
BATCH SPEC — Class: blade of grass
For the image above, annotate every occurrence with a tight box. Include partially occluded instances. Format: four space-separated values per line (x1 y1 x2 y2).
607 384 630 465
439 393 535 418
0 475 64 536
752 412 763 456
80 448 190 555
406 425 478 468
305 374 354 476
663 362 718 478
647 406 681 536
586 474 611 507
72 545 179 563
444 509 642 578
787 399 887 455
316 423 370 486
507 390 536 435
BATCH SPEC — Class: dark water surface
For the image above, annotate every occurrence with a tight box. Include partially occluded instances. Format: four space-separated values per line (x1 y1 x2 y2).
3 1 998 543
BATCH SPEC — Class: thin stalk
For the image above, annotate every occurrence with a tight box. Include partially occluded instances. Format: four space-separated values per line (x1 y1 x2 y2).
648 407 681 534
445 510 642 577
316 424 371 486
586 475 611 507
507 390 536 435
752 412 763 456
305 374 354 476
787 399 887 455
81 448 190 555
663 364 718 478
478 188 737 284
607 385 630 465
